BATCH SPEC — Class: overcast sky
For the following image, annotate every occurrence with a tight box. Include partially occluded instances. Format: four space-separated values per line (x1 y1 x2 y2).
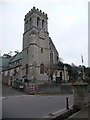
0 0 89 67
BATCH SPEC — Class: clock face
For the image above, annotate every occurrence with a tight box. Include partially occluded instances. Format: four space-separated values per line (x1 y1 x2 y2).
39 30 45 39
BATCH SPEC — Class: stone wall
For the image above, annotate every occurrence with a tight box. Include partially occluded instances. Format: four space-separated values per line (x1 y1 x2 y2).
24 83 73 94
73 84 89 108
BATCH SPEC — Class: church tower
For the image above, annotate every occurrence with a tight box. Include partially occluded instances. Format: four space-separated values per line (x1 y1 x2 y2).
22 7 50 83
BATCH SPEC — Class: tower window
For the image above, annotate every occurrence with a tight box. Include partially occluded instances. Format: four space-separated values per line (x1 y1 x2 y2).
29 18 32 27
40 64 44 74
37 17 40 27
25 20 28 31
41 48 43 53
42 19 45 29
26 48 28 54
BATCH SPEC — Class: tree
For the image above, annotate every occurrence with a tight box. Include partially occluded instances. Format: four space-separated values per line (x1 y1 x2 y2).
85 67 90 84
64 63 78 80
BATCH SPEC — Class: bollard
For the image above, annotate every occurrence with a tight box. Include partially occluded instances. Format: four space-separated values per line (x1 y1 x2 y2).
66 97 69 110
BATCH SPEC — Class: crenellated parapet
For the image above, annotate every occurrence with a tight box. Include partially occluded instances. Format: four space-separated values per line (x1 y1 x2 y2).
24 6 48 33
24 6 48 20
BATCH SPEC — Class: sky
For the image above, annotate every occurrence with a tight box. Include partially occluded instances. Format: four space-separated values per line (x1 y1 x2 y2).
0 0 89 67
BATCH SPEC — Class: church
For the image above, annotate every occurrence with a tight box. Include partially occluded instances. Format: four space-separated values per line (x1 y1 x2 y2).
1 7 69 86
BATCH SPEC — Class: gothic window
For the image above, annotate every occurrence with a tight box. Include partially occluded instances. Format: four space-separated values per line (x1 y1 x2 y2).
25 20 28 31
42 19 45 29
37 17 40 27
26 64 28 74
29 18 32 28
41 48 43 53
57 56 58 62
50 51 53 63
40 64 44 74
26 48 28 54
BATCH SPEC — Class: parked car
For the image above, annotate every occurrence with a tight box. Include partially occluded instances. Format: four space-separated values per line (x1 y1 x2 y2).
13 80 25 89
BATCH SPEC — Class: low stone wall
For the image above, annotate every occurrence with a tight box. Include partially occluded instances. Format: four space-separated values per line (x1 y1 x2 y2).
24 83 73 94
72 83 89 108
38 84 73 94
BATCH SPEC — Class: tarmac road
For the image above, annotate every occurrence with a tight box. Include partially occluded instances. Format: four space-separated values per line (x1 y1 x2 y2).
2 84 27 97
2 84 73 118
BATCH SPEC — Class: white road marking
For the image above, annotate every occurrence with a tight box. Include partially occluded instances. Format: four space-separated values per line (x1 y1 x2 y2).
1 95 34 99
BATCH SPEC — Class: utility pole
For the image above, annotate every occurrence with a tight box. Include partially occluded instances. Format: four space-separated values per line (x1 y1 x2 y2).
81 54 85 80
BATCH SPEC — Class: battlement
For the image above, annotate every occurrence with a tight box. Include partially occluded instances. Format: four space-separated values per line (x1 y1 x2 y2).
24 7 48 20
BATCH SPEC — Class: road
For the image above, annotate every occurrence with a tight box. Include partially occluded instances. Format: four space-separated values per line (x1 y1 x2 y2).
2 84 73 118
2 84 27 97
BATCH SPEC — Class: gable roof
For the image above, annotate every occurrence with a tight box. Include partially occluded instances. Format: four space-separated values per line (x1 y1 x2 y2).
10 52 22 63
49 37 58 55
50 63 63 70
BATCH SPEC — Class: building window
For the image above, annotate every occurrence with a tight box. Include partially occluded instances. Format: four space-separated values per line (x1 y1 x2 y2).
27 48 28 54
50 51 53 63
42 19 45 29
40 63 44 74
29 18 32 28
41 48 43 53
25 20 28 31
57 56 58 62
37 17 40 27
17 60 19 63
26 64 28 74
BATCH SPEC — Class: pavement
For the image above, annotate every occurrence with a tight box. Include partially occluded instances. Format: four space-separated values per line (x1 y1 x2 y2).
2 84 27 97
67 95 90 119
68 108 89 119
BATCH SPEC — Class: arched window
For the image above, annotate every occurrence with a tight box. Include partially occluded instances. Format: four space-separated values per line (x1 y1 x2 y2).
25 20 28 31
26 64 28 74
40 64 44 74
42 19 45 29
37 17 40 27
29 18 32 28
41 48 43 53
57 56 59 62
50 51 53 63
26 48 28 54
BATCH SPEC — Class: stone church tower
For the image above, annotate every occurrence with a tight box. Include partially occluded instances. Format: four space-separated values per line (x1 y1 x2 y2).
1 7 70 86
22 7 50 83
